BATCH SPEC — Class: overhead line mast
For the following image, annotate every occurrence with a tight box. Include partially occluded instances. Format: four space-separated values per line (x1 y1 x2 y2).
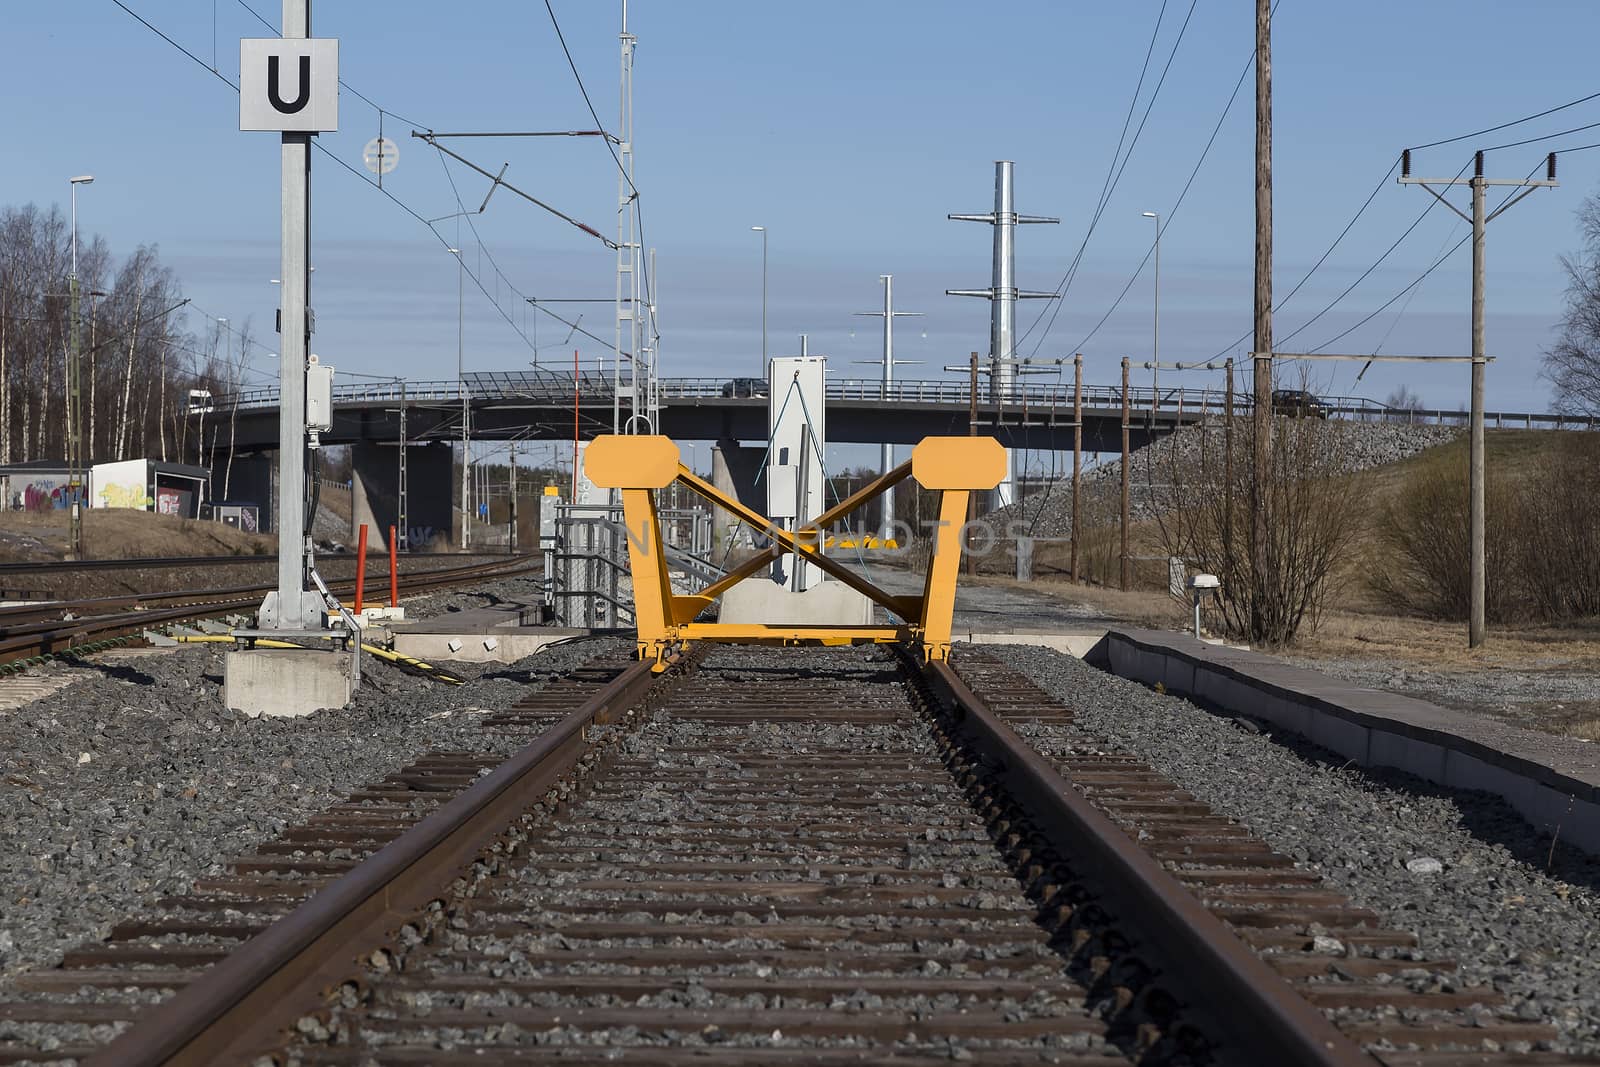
947 161 1059 508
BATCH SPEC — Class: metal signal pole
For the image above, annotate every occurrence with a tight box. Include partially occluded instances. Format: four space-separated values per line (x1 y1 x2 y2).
1399 148 1557 648
853 274 922 542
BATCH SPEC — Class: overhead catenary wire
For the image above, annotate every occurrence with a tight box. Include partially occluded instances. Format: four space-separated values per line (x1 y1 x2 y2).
1298 158 1547 356
1407 89 1600 152
110 0 623 365
1272 154 1476 350
1017 0 1194 351
1205 155 1402 360
542 0 657 339
1062 16 1261 357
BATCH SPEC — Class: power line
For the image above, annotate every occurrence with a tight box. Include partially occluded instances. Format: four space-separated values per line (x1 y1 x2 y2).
1408 89 1600 152
1481 117 1600 154
230 0 429 129
1062 18 1258 356
1273 154 1475 349
1206 156 1400 360
1017 0 1193 350
542 0 655 327
111 0 620 363
1301 159 1544 355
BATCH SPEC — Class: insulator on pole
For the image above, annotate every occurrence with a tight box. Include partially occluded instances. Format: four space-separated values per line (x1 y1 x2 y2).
1548 152 1558 181
1401 149 1411 179
1474 150 1484 178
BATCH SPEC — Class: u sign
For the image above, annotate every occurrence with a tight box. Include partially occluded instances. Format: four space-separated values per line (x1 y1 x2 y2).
240 38 339 132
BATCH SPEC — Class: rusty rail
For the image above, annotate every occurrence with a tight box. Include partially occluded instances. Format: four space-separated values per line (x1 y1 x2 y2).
922 658 1375 1067
0 557 541 665
84 653 667 1066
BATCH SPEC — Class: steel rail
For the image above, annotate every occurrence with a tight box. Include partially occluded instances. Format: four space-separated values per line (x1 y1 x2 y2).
0 557 535 627
923 658 1376 1067
0 558 540 665
0 550 517 576
85 653 670 1067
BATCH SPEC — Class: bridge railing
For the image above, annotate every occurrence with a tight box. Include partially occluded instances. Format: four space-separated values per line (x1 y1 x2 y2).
208 375 1597 431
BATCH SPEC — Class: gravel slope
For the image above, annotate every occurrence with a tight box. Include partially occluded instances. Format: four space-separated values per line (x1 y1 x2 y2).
997 419 1460 536
0 571 619 982
999 645 1600 1054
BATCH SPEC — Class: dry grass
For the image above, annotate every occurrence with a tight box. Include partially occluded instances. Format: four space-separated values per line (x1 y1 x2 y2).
0 509 275 564
1294 608 1600 671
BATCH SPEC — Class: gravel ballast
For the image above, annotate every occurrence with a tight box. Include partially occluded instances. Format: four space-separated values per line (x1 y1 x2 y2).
999 644 1600 1054
0 573 620 982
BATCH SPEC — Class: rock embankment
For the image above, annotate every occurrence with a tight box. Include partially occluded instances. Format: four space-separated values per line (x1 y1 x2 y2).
997 418 1459 537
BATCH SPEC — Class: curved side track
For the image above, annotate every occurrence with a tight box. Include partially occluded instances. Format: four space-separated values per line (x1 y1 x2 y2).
0 646 1593 1065
0 557 541 667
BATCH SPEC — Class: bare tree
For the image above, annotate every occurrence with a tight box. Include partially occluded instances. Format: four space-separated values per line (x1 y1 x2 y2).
1545 193 1600 415
1382 384 1424 422
1152 410 1368 646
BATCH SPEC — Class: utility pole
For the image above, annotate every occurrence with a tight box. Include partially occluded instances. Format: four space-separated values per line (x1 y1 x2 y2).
509 440 518 554
67 175 94 560
1121 356 1131 592
1071 353 1082 583
1400 149 1556 647
1224 357 1235 563
853 274 922 543
1251 0 1273 639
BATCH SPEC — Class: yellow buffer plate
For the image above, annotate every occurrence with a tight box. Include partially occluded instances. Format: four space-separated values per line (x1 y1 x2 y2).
585 435 681 489
911 436 1007 490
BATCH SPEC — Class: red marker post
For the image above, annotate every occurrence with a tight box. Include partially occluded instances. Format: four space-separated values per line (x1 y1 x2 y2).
388 524 399 608
354 523 369 614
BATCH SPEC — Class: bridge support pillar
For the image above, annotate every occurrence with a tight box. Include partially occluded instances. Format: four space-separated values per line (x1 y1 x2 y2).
710 438 764 553
352 442 453 553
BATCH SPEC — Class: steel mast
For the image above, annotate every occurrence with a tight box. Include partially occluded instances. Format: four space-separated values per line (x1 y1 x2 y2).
947 161 1058 507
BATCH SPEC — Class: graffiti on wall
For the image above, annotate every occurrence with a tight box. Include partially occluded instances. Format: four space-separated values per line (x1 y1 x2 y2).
6 478 70 512
98 483 152 510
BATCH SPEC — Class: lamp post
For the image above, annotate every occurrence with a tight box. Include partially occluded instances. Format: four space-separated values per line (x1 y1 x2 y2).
448 247 470 549
67 175 94 558
1142 211 1160 425
750 226 767 375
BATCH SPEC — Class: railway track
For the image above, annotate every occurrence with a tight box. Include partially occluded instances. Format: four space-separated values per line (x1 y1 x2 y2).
0 557 541 667
0 645 1591 1065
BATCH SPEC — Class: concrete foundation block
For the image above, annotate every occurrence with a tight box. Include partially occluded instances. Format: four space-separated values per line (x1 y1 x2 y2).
718 580 874 626
224 648 354 717
392 627 585 665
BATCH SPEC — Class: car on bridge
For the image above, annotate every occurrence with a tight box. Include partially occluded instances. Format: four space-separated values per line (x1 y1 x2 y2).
721 377 769 398
1271 388 1328 419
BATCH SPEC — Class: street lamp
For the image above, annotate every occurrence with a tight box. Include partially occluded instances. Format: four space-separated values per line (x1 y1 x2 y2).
1142 211 1160 424
448 247 470 549
750 226 767 375
67 175 94 558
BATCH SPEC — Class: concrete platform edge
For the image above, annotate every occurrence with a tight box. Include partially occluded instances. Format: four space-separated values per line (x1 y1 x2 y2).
1089 628 1600 856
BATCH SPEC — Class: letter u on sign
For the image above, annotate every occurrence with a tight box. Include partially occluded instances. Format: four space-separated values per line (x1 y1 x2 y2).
240 38 339 132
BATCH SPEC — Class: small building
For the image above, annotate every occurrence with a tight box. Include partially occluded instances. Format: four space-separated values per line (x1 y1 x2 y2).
90 459 210 519
0 462 76 512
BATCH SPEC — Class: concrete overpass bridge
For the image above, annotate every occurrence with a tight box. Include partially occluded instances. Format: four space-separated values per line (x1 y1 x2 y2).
200 370 1591 543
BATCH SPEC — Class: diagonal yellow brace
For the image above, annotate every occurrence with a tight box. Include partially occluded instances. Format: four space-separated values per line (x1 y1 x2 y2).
676 466 918 619
801 460 913 534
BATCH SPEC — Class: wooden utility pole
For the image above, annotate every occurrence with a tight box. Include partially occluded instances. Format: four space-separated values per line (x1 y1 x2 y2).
1071 353 1082 583
1120 356 1131 592
1224 357 1235 563
1399 149 1557 648
1251 0 1273 637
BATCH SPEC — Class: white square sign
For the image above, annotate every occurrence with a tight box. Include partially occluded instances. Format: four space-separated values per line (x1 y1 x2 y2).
240 38 339 132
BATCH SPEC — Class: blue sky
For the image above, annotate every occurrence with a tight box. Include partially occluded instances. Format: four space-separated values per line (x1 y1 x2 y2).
7 0 1600 443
